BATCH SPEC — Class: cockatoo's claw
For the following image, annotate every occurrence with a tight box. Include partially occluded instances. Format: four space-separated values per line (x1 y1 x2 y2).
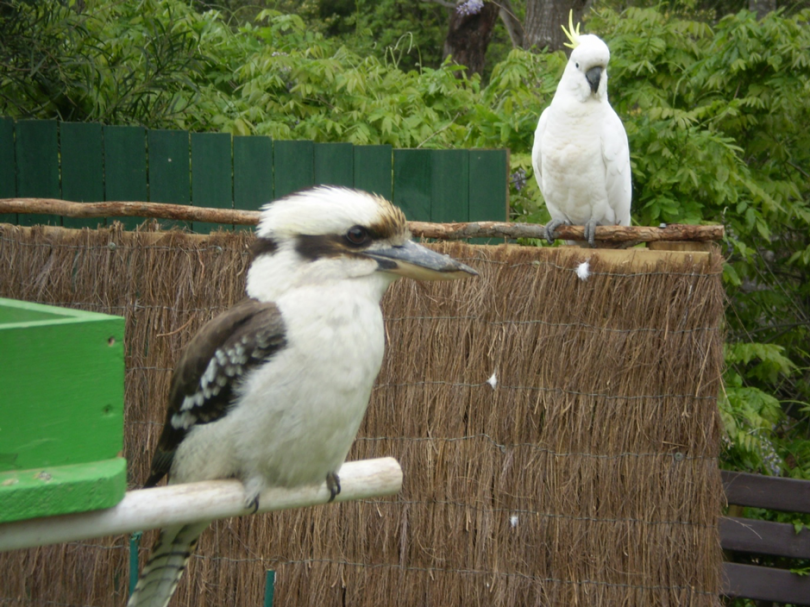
326 471 341 502
584 220 598 247
245 494 260 514
545 219 566 245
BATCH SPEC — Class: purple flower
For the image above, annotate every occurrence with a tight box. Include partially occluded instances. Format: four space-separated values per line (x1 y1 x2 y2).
457 0 485 17
511 168 527 192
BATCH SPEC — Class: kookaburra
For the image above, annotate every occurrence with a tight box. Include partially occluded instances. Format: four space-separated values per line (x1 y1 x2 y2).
128 186 477 607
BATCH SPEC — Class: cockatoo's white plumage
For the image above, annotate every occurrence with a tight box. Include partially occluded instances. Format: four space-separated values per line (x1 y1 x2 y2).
532 13 631 246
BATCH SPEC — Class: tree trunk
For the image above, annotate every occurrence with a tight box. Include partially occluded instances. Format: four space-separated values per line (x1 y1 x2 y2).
442 1 501 77
523 0 590 52
497 0 524 48
749 0 776 19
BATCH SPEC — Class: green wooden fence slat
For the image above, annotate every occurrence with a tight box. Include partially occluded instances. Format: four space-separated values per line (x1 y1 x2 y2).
353 144 392 199
393 149 431 222
469 149 509 244
314 142 353 188
0 117 16 224
191 132 232 233
431 149 469 223
104 125 147 230
16 119 60 227
148 129 190 230
61 122 104 229
469 150 508 221
234 136 273 232
274 140 314 199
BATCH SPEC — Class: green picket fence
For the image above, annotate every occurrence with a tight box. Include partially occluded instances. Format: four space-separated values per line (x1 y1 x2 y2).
0 118 508 232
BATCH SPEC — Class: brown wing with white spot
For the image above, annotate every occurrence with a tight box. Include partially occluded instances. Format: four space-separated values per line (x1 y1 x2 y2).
145 299 286 487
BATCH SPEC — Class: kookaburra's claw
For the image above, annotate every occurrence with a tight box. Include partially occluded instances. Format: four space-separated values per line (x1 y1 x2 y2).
584 219 598 247
545 218 567 245
326 471 341 502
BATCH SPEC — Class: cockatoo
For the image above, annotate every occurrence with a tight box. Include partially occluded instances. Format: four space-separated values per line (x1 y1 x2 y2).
532 12 631 246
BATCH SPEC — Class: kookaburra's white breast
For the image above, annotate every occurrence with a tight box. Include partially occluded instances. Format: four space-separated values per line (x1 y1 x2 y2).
234 278 387 486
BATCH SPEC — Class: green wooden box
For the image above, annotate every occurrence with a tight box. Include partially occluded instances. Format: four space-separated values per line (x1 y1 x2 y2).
0 298 126 523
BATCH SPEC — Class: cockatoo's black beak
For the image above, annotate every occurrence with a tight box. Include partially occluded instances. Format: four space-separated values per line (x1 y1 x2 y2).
586 66 602 94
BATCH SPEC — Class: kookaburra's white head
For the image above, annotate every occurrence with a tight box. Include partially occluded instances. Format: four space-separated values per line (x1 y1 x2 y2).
246 186 477 302
558 13 612 104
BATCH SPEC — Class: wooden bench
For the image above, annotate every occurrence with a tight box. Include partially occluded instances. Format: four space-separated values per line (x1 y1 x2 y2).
721 470 810 605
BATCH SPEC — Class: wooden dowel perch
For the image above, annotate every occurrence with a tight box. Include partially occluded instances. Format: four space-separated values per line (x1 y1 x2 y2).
0 457 402 552
0 198 725 243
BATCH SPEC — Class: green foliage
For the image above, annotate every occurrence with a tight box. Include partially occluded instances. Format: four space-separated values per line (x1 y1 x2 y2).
1 1 809 483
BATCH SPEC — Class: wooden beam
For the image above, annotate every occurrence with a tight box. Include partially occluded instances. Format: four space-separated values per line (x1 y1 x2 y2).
722 562 810 605
0 457 402 552
721 516 810 559
407 219 724 242
722 470 810 513
0 198 260 226
0 198 725 243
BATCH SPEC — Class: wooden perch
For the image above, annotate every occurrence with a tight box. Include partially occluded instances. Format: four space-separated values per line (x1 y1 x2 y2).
408 220 724 242
0 457 402 552
0 198 725 242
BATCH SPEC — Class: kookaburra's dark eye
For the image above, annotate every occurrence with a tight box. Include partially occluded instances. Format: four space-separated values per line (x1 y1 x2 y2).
345 225 370 246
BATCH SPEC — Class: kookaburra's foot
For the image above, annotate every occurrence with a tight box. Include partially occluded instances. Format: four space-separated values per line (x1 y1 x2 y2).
326 471 341 502
544 218 567 245
584 219 598 248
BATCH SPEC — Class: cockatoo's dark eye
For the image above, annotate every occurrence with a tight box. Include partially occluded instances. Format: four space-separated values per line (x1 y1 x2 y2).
345 226 370 246
575 62 580 68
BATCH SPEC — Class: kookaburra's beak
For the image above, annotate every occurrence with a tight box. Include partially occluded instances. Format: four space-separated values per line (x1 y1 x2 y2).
367 240 478 281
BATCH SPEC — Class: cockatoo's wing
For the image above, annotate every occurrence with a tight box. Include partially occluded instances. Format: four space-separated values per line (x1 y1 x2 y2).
602 108 632 226
531 109 547 186
532 108 565 222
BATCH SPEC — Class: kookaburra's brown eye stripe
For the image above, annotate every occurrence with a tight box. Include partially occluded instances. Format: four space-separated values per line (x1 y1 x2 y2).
295 233 372 261
250 236 279 259
145 299 287 488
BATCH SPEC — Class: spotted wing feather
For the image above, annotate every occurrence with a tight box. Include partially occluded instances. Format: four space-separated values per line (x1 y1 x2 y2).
145 299 286 487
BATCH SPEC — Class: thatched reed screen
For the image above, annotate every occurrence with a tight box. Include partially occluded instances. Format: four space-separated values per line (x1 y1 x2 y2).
0 223 725 606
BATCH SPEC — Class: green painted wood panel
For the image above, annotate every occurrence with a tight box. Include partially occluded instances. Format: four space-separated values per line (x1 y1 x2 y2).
469 149 509 244
274 140 314 199
191 132 233 233
314 142 353 188
16 119 60 227
61 122 105 229
469 149 508 221
354 144 392 199
148 129 190 230
393 149 432 222
104 125 147 230
0 298 125 472
0 297 126 520
234 135 273 233
431 149 469 223
0 117 16 224
0 458 126 523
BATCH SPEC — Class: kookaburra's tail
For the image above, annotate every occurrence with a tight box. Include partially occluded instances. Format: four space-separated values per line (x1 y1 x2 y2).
127 521 210 607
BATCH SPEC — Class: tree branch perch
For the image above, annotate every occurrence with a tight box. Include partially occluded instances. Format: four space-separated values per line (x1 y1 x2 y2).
0 198 724 243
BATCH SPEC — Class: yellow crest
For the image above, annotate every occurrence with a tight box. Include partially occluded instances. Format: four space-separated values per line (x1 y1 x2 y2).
561 10 581 50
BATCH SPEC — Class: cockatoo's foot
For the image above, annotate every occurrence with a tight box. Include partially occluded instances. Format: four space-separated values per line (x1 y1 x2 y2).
245 493 260 514
326 471 341 503
584 220 598 247
545 219 567 245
